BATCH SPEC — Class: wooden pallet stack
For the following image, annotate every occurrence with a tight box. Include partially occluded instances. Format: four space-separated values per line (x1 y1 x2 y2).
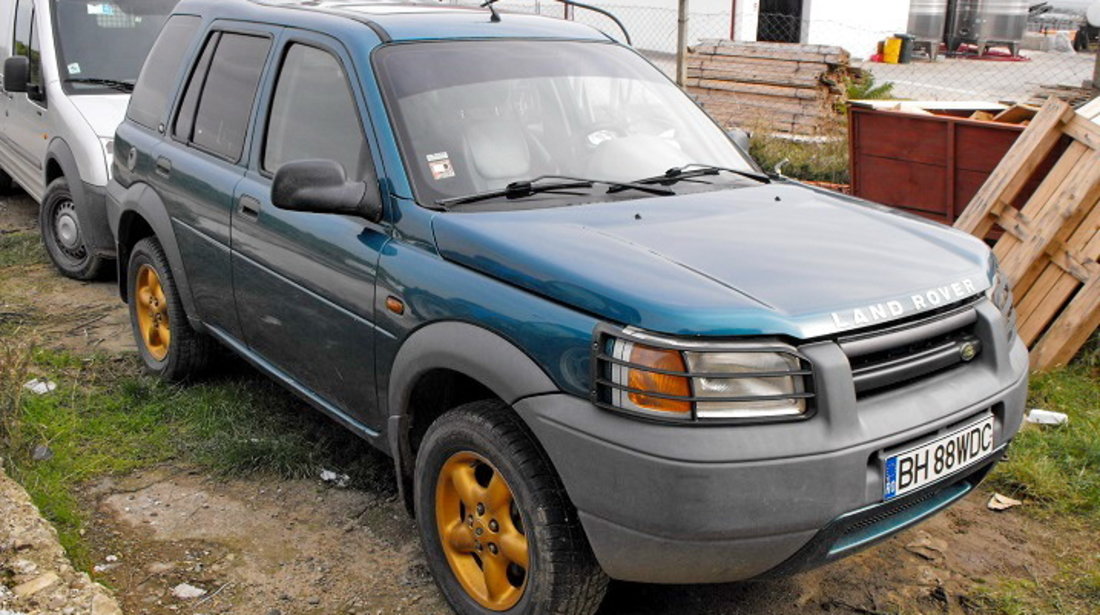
685 40 853 135
955 97 1100 370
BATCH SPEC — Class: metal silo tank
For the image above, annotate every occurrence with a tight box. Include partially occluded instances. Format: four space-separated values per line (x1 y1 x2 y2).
947 0 983 50
908 0 949 42
977 0 1029 45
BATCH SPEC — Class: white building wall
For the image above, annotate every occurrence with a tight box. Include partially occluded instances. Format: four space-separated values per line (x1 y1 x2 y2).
802 0 912 59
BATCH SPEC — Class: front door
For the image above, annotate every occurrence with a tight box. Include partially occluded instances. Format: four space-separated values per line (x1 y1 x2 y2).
231 34 387 431
4 0 49 195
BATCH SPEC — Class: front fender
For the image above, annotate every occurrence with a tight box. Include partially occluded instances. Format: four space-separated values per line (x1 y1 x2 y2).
111 182 201 329
46 139 114 256
385 321 559 508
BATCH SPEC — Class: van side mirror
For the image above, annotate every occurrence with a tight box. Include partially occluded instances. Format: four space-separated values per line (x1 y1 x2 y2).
3 56 29 94
726 128 751 152
271 159 383 223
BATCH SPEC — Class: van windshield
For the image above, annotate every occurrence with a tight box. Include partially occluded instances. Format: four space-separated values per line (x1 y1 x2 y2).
54 0 178 93
374 40 756 208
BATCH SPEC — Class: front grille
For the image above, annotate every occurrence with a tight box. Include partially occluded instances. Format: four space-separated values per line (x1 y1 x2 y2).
839 300 983 398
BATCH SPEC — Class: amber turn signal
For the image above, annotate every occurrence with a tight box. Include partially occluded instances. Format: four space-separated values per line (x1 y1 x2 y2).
627 344 692 414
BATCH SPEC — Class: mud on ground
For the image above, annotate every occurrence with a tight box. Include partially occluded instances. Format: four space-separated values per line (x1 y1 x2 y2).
0 189 1084 614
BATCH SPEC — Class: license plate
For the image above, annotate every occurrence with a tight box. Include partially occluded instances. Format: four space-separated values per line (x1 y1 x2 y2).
883 415 995 500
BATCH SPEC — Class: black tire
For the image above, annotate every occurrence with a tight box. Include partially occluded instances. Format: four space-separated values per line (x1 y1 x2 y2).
126 236 215 381
0 167 13 193
415 400 608 615
39 177 107 280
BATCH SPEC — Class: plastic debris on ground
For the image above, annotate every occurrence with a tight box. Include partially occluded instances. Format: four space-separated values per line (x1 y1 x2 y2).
319 469 350 488
21 379 56 395
1025 409 1070 426
987 493 1023 511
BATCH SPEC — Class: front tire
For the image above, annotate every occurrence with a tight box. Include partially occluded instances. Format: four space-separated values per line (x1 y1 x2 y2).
415 400 608 615
126 237 214 381
39 177 107 280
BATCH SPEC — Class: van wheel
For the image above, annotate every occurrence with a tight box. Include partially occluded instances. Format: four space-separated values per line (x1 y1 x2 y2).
415 401 608 615
39 177 106 280
126 237 214 381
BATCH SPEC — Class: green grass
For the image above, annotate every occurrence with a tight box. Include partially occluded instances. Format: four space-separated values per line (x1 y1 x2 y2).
987 339 1100 522
0 230 47 267
0 340 391 569
749 132 850 184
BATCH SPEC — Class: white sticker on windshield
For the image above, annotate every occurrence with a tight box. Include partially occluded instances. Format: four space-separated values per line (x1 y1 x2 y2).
427 152 455 180
67 63 81 76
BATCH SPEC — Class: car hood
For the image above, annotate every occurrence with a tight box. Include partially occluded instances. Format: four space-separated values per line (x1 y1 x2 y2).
68 94 129 139
431 183 994 339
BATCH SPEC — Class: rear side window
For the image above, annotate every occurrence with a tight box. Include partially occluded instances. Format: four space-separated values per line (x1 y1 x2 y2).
263 44 367 178
128 15 202 130
173 33 218 142
190 33 271 161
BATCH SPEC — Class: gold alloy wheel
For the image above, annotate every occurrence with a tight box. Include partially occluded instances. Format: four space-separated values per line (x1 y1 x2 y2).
435 451 529 611
135 264 171 361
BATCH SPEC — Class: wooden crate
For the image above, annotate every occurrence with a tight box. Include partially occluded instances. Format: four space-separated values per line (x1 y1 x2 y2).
955 98 1100 370
849 106 1067 230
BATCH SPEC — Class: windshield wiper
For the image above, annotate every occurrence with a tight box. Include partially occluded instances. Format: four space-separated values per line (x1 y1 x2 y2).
64 78 134 92
608 163 772 193
436 175 674 209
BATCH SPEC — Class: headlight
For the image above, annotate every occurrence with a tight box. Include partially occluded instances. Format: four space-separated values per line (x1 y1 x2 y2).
99 137 115 179
986 260 1017 342
596 327 812 423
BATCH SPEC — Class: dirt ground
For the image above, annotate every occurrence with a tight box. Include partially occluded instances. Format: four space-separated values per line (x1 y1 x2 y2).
0 190 1079 614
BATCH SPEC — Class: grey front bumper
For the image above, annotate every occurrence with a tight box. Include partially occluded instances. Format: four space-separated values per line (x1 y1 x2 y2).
515 306 1028 584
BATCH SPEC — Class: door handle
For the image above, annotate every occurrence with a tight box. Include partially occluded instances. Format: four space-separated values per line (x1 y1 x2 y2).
155 156 172 177
239 195 262 218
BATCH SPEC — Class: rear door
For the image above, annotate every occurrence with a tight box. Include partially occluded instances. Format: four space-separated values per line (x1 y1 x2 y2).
231 31 388 430
156 24 275 340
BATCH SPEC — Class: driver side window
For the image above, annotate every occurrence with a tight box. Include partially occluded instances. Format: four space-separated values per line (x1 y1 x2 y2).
12 0 43 97
263 43 367 179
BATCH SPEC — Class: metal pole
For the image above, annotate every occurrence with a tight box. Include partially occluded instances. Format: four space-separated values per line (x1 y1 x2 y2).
676 0 689 88
1093 46 1100 90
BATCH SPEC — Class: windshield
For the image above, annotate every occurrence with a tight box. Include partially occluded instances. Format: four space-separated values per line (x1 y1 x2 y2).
54 0 178 93
374 40 756 207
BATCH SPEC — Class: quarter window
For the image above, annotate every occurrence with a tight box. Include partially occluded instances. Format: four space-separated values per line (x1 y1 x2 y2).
190 33 270 161
128 15 202 130
263 44 367 178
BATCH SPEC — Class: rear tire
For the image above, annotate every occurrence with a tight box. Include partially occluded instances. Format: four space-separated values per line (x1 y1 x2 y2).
415 400 608 615
39 177 107 280
126 236 215 381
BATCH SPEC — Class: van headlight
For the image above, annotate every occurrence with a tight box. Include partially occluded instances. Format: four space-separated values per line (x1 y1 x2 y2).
987 260 1017 342
594 327 813 423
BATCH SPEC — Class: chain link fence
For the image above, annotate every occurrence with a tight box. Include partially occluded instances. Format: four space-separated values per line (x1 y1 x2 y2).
445 1 1097 105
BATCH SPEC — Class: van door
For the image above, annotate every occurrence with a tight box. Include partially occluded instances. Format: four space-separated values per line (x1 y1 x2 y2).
155 26 274 340
3 0 49 195
231 34 387 431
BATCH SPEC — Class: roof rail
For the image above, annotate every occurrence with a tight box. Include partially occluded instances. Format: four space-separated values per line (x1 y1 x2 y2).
555 0 632 46
249 0 393 42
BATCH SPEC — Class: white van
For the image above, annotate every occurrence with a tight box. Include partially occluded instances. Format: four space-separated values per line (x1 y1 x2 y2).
0 0 175 279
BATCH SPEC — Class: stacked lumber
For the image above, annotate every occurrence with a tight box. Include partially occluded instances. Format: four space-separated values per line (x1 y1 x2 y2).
686 40 854 135
955 97 1100 370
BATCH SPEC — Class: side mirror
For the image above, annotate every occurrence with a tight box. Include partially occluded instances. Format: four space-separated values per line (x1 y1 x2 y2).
271 159 383 222
726 128 751 152
3 56 29 94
